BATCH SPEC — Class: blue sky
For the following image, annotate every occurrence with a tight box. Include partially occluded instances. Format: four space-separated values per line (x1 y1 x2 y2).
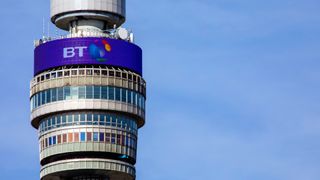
0 0 320 179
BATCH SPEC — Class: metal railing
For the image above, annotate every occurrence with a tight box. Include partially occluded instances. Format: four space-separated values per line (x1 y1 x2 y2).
34 28 133 47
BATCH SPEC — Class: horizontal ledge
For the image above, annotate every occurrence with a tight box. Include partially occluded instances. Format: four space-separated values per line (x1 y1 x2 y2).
41 158 135 180
31 100 145 128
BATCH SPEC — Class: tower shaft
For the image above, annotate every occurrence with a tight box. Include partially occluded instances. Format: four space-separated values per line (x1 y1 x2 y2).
30 1 146 180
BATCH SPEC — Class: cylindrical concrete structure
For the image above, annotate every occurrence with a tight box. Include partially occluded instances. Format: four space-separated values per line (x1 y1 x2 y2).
51 0 126 30
31 1 145 179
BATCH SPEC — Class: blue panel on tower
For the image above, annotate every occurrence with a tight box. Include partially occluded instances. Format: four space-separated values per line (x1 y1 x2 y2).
34 37 143 75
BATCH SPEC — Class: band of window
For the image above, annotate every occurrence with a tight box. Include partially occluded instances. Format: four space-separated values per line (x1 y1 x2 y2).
39 112 138 135
30 66 146 96
39 131 137 152
31 86 146 111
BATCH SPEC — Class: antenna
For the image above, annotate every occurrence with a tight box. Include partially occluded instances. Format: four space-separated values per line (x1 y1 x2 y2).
42 17 45 38
55 26 58 37
47 22 50 37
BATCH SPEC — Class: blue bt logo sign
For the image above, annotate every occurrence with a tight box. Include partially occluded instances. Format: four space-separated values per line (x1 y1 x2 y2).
89 39 112 62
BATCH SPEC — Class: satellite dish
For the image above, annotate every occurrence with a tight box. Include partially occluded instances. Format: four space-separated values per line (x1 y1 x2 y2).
117 27 129 40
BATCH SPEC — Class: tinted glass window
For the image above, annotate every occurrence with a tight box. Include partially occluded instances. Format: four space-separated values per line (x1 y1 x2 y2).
99 133 105 142
64 87 71 100
71 87 78 99
62 115 66 124
86 86 93 99
87 114 92 121
41 91 46 105
93 132 99 141
111 134 116 144
74 114 79 123
80 132 86 142
109 87 114 100
58 87 64 101
74 133 79 142
93 114 99 125
37 94 40 107
106 133 110 143
128 91 132 103
46 90 51 103
52 88 57 102
115 87 121 101
79 86 86 99
101 87 108 99
49 137 52 146
53 136 56 145
132 92 137 105
100 114 106 125
57 116 61 125
106 115 111 126
80 113 86 125
87 132 92 141
67 115 73 123
94 86 101 99
52 117 56 126
121 89 127 102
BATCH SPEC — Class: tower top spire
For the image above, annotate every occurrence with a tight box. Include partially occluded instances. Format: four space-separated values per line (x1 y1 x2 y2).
51 0 126 31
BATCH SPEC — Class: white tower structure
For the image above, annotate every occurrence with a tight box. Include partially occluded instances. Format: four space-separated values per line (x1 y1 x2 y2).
30 1 146 180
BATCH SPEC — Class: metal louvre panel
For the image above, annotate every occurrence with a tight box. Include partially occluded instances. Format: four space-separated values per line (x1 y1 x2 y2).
51 0 125 18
